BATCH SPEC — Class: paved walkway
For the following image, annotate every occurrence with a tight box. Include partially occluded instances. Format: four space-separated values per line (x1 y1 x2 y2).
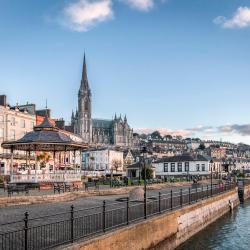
0 184 191 226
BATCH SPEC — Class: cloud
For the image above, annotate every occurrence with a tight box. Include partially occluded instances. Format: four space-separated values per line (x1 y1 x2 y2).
187 125 214 133
214 6 250 29
61 0 113 32
134 128 193 137
56 0 167 32
218 124 250 136
121 0 155 11
135 123 250 144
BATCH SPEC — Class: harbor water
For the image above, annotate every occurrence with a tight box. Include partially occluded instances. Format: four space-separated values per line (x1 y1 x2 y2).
176 200 250 250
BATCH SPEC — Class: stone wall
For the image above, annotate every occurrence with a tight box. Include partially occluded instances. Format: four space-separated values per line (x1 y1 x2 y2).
62 189 239 250
242 184 250 201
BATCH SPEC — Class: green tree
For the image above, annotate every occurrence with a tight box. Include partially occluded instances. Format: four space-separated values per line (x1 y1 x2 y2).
151 131 162 140
198 143 206 150
141 164 153 180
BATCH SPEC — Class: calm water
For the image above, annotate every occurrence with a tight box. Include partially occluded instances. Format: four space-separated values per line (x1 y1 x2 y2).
177 200 250 250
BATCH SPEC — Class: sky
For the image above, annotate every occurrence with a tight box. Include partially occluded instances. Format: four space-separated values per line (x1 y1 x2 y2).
1 0 250 144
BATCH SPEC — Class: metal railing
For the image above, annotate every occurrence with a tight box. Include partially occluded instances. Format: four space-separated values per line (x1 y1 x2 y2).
0 182 236 250
11 171 82 183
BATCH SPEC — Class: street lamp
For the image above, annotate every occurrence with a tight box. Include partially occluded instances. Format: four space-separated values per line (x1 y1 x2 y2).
141 146 147 219
210 159 213 196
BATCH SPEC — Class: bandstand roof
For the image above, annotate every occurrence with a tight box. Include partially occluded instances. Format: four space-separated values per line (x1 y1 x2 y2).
1 116 88 152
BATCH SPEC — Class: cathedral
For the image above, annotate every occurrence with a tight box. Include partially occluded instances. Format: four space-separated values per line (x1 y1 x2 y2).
70 55 133 147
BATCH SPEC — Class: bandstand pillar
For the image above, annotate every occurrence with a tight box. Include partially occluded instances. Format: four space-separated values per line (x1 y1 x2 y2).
35 146 38 182
53 151 56 172
73 150 76 171
10 146 14 183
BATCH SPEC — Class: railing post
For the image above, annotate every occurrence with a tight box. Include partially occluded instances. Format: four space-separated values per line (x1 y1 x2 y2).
196 186 198 202
180 189 183 207
189 187 191 204
71 205 74 243
201 185 204 200
159 192 161 213
207 185 209 198
103 200 106 232
211 183 213 197
144 191 147 219
170 190 173 210
126 197 129 225
24 212 29 250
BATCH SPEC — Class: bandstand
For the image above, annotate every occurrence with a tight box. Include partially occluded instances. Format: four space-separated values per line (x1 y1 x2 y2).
1 116 88 184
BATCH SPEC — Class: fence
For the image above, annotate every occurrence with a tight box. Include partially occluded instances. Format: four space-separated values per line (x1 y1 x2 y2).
11 171 82 183
0 182 236 250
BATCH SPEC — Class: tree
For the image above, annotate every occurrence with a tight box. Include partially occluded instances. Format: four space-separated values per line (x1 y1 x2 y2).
164 135 172 141
176 135 183 141
198 143 206 150
141 164 153 180
111 159 122 172
37 152 51 168
89 156 95 170
139 133 147 140
151 131 162 140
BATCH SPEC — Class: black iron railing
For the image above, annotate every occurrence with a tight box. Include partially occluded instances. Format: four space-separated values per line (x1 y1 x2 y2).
0 182 236 250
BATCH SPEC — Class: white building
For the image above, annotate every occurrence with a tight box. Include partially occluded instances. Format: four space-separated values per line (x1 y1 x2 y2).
0 95 36 175
82 148 124 176
153 155 209 179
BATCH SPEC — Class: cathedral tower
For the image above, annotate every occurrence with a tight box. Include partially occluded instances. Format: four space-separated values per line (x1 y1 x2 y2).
78 54 92 142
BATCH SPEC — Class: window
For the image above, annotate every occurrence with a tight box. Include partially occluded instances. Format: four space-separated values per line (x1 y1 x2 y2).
20 119 25 128
202 164 205 171
0 128 3 139
185 162 189 172
11 117 15 126
10 130 15 140
163 163 168 172
178 162 182 172
196 164 200 171
171 163 175 172
30 121 34 129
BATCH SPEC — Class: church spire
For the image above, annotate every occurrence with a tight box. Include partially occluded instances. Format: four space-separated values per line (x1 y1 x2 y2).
80 53 90 93
82 53 88 83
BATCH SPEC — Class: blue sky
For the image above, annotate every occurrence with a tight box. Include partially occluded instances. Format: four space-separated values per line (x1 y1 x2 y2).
1 0 250 143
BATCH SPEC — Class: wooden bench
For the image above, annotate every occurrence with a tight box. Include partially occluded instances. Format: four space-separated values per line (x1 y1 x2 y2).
64 183 71 192
53 183 65 194
7 185 29 197
72 183 79 192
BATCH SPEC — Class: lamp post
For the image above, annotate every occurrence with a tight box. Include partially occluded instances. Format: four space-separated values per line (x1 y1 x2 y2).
210 159 213 196
141 146 147 219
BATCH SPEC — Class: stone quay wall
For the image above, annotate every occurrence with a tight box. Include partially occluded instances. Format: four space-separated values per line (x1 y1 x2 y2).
242 183 250 201
63 189 239 250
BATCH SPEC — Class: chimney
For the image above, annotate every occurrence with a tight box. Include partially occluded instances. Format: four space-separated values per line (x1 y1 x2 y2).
0 95 7 106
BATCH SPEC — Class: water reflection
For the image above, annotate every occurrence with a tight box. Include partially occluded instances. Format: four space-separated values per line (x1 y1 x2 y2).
176 200 250 250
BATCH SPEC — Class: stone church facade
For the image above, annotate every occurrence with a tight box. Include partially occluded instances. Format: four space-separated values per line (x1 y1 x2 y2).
71 55 133 147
